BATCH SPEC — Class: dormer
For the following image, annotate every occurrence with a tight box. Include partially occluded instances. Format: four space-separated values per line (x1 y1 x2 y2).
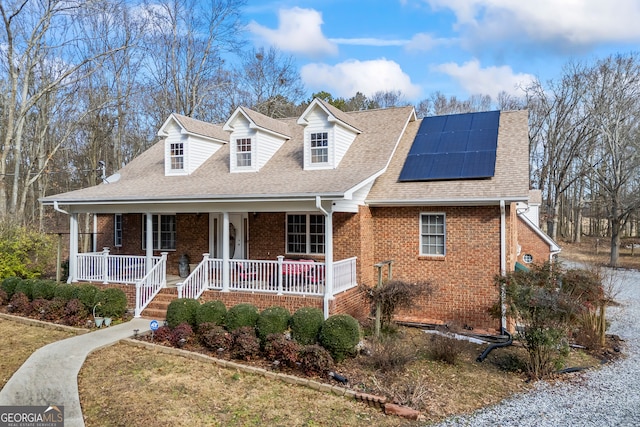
223 107 290 173
158 113 228 176
297 98 362 170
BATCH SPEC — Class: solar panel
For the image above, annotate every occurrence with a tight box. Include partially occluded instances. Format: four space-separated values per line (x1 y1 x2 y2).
399 110 500 182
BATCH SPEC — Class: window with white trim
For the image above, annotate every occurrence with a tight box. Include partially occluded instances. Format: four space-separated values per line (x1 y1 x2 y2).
420 213 445 255
236 138 252 167
310 132 328 163
170 142 184 170
142 214 176 250
114 214 122 247
523 254 533 263
287 214 325 254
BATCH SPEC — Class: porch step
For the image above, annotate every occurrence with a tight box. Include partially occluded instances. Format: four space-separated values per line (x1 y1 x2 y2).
141 288 179 320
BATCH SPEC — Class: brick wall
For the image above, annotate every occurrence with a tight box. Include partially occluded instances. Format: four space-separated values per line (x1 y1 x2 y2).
517 216 553 266
330 286 369 321
370 205 507 332
200 290 323 314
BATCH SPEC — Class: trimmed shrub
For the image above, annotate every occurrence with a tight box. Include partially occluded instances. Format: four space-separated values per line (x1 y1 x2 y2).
195 300 227 329
0 289 7 305
1 276 22 300
63 298 88 326
32 279 58 300
41 297 67 322
8 292 30 314
54 283 80 302
199 323 232 351
319 314 360 362
224 303 259 332
14 279 35 301
166 298 200 328
96 288 128 318
77 284 99 312
263 334 301 368
256 306 291 344
230 326 260 360
290 307 324 345
153 325 173 343
29 298 49 318
170 323 194 347
298 344 334 376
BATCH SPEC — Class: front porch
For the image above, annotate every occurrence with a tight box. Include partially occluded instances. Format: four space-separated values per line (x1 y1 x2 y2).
72 250 358 318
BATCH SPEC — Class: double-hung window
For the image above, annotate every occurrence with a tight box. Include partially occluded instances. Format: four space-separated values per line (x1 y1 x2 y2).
287 214 325 254
310 132 328 164
420 213 445 256
236 138 252 167
114 214 123 247
170 142 184 170
142 214 176 250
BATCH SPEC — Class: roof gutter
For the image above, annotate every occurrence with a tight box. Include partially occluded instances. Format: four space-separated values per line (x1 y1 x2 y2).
53 200 69 215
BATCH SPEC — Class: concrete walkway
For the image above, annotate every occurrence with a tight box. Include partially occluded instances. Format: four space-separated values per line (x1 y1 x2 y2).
0 318 151 427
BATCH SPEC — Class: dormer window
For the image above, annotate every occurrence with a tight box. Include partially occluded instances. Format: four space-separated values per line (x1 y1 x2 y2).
236 138 252 167
170 141 184 170
311 132 328 163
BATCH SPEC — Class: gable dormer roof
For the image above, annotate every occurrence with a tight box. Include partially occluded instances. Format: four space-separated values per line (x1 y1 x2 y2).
223 107 291 139
158 113 228 142
297 98 362 134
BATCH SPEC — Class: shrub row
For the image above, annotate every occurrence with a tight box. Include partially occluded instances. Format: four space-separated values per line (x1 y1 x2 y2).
0 276 128 320
163 299 361 364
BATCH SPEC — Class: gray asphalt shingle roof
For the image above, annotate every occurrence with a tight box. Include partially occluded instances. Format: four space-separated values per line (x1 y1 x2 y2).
41 107 529 207
42 106 415 204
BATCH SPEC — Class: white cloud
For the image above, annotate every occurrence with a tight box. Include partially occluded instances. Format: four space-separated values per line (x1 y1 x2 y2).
246 7 338 58
435 59 534 98
330 38 408 47
300 59 421 99
425 0 640 46
405 33 454 52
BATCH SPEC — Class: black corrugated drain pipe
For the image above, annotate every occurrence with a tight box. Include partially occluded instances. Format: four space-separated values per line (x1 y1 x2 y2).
476 330 512 362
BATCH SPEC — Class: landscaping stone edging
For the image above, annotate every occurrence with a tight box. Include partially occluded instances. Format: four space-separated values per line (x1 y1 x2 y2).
118 338 421 417
0 312 89 335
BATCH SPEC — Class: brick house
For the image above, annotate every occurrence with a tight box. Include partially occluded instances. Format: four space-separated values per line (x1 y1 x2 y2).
40 98 558 334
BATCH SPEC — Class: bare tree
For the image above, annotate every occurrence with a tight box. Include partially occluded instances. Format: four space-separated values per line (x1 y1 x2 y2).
583 54 640 266
525 66 595 240
0 0 130 221
139 0 245 123
235 46 305 118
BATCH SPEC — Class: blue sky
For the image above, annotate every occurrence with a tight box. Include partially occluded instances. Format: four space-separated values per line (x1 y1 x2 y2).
243 0 640 103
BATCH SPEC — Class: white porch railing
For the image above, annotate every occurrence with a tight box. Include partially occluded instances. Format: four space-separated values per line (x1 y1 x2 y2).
179 256 356 297
332 257 358 295
134 253 168 317
76 248 161 284
177 254 223 299
76 251 358 315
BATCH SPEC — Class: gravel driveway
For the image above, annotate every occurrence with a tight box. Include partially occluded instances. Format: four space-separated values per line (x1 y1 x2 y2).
433 266 640 427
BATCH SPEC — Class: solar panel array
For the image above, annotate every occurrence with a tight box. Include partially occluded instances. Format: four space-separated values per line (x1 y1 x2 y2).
399 110 500 181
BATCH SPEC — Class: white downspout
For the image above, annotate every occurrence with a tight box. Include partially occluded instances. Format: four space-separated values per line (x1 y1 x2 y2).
317 196 333 319
500 200 507 334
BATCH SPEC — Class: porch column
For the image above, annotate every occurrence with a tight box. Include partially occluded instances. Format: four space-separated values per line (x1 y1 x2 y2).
221 212 230 292
145 212 154 274
68 213 79 283
323 211 334 319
